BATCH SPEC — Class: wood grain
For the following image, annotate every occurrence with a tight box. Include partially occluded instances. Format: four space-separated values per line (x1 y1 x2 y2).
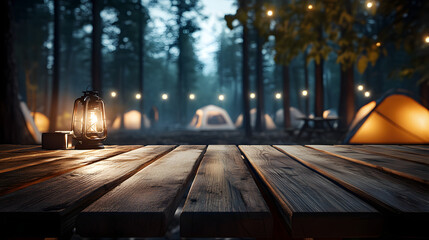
239 145 381 238
339 145 429 166
0 145 175 237
76 145 206 238
0 145 40 153
309 145 429 185
275 145 429 237
181 145 272 238
0 145 140 196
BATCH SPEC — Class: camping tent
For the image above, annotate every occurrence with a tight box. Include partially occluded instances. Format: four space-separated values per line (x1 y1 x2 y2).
188 105 236 130
112 110 151 130
275 107 305 129
345 90 429 144
236 108 276 130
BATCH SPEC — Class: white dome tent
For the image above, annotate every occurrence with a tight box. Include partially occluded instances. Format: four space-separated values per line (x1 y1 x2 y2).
275 107 305 129
235 108 276 130
188 105 236 130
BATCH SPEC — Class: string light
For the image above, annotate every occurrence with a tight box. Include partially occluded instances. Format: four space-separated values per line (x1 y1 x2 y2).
267 10 273 17
250 93 256 99
307 4 313 10
218 94 225 101
135 93 141 100
376 42 381 47
161 93 168 100
366 1 373 8
364 91 371 98
357 85 364 91
189 93 195 100
275 92 282 99
110 91 117 98
302 90 308 96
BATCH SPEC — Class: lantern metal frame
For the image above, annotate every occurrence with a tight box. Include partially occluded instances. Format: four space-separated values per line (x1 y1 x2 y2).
71 91 107 149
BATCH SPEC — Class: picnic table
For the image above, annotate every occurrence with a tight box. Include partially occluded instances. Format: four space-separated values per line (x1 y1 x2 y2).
297 117 340 139
0 144 428 239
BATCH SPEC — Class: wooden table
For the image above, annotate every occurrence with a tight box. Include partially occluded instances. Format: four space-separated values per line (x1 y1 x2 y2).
0 144 427 239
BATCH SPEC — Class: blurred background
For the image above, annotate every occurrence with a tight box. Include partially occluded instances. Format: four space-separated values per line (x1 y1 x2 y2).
4 0 429 144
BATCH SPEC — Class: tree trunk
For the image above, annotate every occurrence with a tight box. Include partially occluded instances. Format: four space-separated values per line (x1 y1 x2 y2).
255 1 265 132
138 3 145 130
240 0 251 137
339 66 355 129
91 0 102 94
49 0 60 132
303 50 309 116
314 59 324 117
0 0 33 143
282 65 291 129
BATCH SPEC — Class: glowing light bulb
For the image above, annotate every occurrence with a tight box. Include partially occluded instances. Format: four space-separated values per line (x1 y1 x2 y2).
364 91 371 97
218 94 225 101
111 91 117 98
267 10 273 16
357 85 364 91
376 42 381 47
425 35 429 43
302 90 308 96
308 4 313 10
275 93 282 99
366 1 373 8
189 93 195 100
250 93 256 99
135 93 141 100
161 93 168 100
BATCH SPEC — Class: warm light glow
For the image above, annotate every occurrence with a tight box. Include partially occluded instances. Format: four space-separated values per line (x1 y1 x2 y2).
267 10 273 16
302 90 308 96
366 1 373 8
307 4 313 10
161 93 168 100
88 111 98 132
364 91 371 98
218 94 225 101
189 93 195 100
111 91 117 98
376 42 381 47
425 36 429 43
275 93 282 99
357 85 364 91
135 93 141 100
250 93 256 99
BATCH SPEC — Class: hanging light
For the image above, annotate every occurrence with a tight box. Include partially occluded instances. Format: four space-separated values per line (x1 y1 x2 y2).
364 91 371 98
189 93 195 100
135 93 142 100
307 4 313 10
110 91 117 98
250 93 256 99
302 90 308 96
161 93 168 100
266 10 273 17
275 92 282 99
357 85 364 91
218 94 225 101
366 1 373 8
71 91 107 149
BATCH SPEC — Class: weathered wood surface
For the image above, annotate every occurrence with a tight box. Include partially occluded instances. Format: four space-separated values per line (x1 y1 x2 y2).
340 145 429 166
309 145 429 185
0 145 140 196
0 145 40 153
181 145 272 238
0 145 175 237
239 145 381 238
275 145 429 236
374 145 429 156
76 145 206 237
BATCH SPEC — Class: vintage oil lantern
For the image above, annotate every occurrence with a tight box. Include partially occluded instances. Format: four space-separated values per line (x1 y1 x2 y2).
71 91 107 149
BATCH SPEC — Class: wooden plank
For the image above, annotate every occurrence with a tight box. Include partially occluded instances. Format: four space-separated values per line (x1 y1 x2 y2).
309 145 429 185
0 145 40 153
239 145 381 238
181 145 272 238
76 145 206 237
375 145 429 157
0 145 141 196
0 145 175 238
275 145 429 237
338 145 429 166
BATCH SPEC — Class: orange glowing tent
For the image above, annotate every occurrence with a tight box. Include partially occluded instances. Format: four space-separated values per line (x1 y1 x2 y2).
345 90 429 144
